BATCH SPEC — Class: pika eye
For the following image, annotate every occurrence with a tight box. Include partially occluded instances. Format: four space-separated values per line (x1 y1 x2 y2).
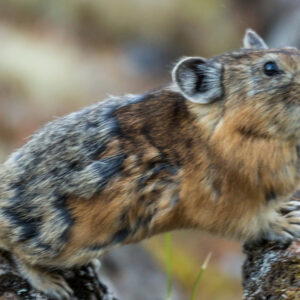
263 61 281 77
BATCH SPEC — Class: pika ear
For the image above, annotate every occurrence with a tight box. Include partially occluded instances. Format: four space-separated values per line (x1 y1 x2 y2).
243 29 268 49
172 57 223 104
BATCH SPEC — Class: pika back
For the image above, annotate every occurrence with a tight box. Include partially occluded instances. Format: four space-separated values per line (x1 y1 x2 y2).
0 30 300 299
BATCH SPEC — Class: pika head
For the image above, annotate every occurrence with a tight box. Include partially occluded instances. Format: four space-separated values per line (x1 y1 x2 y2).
173 29 300 141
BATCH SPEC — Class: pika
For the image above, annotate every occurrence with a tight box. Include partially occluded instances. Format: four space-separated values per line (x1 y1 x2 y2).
0 29 300 299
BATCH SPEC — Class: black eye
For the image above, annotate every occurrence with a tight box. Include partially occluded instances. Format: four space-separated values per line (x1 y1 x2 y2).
263 61 281 76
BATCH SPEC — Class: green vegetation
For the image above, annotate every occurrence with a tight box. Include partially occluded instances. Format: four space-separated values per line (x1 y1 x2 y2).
166 233 172 299
190 252 212 300
165 233 212 300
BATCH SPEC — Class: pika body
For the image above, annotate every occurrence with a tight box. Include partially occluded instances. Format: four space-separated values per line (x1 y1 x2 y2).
0 30 300 299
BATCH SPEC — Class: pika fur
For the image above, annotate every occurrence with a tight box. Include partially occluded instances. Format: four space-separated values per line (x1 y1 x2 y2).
1 29 300 299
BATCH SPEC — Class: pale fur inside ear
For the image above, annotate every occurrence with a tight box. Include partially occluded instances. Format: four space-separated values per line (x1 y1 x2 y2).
243 29 268 49
172 57 223 104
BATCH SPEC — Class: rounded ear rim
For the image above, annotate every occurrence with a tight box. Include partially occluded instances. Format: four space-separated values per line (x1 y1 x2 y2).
172 56 223 104
243 28 269 50
171 56 206 88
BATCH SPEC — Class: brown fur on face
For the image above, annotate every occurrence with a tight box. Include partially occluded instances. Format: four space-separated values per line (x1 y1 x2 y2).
0 30 300 299
217 50 300 139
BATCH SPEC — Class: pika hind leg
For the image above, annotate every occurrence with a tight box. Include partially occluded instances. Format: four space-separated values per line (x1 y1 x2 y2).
15 258 73 300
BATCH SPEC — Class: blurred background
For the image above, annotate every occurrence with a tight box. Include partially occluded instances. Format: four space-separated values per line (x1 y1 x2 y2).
0 1 299 299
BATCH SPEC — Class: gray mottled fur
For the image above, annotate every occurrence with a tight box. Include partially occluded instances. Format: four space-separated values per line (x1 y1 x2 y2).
0 94 143 259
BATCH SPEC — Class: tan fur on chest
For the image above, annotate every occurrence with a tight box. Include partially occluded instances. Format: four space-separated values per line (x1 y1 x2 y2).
179 131 299 239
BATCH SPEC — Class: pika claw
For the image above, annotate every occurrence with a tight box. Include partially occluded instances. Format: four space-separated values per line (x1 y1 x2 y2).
264 200 300 243
280 200 300 214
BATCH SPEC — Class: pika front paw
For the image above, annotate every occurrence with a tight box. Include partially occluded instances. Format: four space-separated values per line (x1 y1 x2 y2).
265 200 300 243
16 260 73 300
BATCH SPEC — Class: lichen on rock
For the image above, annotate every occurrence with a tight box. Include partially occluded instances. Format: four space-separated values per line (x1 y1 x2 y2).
243 241 300 300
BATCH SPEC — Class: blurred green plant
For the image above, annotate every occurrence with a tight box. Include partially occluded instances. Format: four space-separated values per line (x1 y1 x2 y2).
190 252 212 300
165 233 212 300
165 232 172 299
